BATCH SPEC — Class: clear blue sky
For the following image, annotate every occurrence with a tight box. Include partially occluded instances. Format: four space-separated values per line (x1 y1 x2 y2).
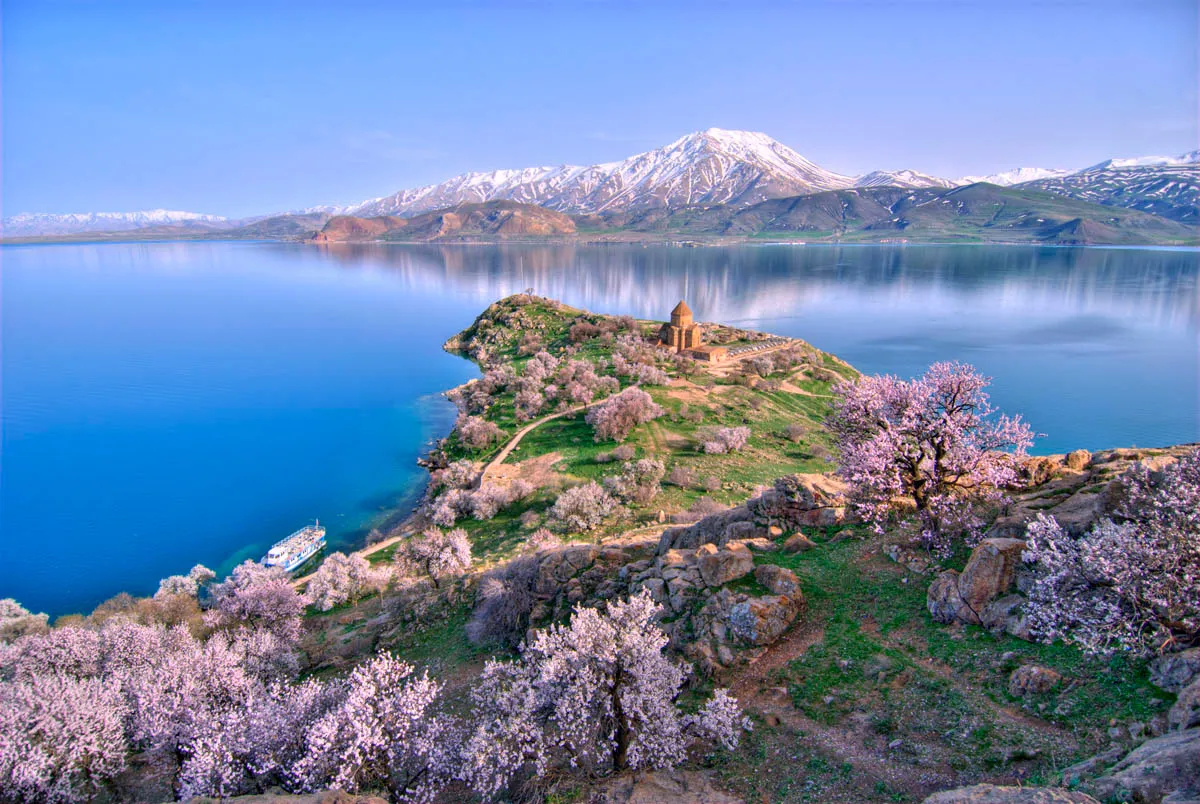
2 0 1196 218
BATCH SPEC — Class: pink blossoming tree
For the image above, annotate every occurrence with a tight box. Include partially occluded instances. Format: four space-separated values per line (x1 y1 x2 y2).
827 361 1034 554
586 387 665 443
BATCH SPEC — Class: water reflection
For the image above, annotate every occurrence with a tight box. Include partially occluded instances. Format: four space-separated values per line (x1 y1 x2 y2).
304 242 1199 454
305 243 1199 333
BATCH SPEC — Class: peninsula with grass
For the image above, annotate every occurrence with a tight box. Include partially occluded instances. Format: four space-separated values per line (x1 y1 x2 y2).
2 295 1198 804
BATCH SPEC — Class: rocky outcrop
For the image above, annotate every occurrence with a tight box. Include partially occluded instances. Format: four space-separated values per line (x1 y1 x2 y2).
1169 678 1200 731
927 538 1027 628
1151 649 1200 694
1088 727 1200 803
746 473 848 529
921 784 1100 803
589 769 744 803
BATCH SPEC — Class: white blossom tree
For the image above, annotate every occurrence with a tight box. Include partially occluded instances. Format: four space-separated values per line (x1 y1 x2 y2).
549 481 617 532
290 653 459 803
206 560 307 643
306 552 388 611
1023 450 1200 655
395 528 472 586
462 592 748 799
0 672 129 803
586 387 665 443
0 598 49 644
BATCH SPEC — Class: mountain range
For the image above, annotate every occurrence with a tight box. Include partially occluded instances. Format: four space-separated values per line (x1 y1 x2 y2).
3 128 1197 242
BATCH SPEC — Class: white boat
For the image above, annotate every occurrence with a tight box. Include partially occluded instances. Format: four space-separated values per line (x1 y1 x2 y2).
263 521 326 572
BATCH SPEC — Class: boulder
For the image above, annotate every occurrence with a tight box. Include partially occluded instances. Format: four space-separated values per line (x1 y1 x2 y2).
1151 649 1200 693
928 570 965 624
1008 665 1062 697
1090 727 1200 804
921 784 1099 803
783 533 817 553
981 594 1032 640
1170 678 1200 731
754 564 801 598
1065 449 1092 471
698 543 754 588
727 595 800 646
956 538 1027 624
1043 491 1106 536
1022 456 1063 486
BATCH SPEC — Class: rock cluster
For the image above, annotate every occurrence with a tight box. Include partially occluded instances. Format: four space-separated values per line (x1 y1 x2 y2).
927 537 1030 638
490 474 849 675
919 445 1197 646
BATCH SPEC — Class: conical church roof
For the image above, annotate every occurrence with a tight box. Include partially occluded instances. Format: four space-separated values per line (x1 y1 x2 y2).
671 300 693 318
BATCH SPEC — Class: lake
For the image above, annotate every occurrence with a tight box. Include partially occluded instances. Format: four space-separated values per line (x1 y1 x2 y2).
2 242 1197 617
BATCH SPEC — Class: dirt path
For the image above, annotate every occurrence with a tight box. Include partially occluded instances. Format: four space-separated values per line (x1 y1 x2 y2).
477 402 589 486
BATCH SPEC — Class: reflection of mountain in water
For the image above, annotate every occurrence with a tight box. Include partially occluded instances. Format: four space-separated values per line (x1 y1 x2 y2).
306 244 1199 333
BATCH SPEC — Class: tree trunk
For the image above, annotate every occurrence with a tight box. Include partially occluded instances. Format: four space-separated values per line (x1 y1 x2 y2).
612 667 631 770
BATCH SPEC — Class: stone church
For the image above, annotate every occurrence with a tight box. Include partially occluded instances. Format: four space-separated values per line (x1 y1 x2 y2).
659 300 728 361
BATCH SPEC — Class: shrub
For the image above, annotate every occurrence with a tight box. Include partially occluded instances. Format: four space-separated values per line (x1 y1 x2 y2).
586 388 665 443
465 555 540 647
0 599 49 644
569 321 602 342
783 423 806 443
549 481 617 532
604 458 666 504
699 426 750 455
702 476 722 493
666 465 697 489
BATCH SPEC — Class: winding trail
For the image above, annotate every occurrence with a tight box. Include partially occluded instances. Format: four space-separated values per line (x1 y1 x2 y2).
476 402 589 487
293 403 592 588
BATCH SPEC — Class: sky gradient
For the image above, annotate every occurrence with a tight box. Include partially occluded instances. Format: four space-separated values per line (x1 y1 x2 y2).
2 0 1197 218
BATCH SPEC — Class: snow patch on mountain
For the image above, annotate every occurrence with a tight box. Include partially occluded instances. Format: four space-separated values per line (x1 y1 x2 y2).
2 209 228 236
854 169 956 189
956 167 1074 187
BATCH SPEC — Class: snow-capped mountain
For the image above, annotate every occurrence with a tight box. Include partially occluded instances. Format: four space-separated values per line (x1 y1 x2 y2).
351 129 857 217
1083 150 1200 171
855 169 956 189
955 167 1074 187
1022 159 1200 223
1 209 228 237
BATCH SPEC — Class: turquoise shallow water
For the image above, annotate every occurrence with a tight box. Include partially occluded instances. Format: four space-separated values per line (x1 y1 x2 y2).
2 242 1197 617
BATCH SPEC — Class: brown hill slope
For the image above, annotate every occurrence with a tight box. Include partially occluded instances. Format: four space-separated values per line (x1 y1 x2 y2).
310 200 576 243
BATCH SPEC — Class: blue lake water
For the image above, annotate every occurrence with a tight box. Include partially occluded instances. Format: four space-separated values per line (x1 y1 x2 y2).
2 242 1197 617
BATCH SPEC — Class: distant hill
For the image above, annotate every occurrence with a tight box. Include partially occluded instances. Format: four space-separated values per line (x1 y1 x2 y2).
594 183 1198 245
310 200 577 243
